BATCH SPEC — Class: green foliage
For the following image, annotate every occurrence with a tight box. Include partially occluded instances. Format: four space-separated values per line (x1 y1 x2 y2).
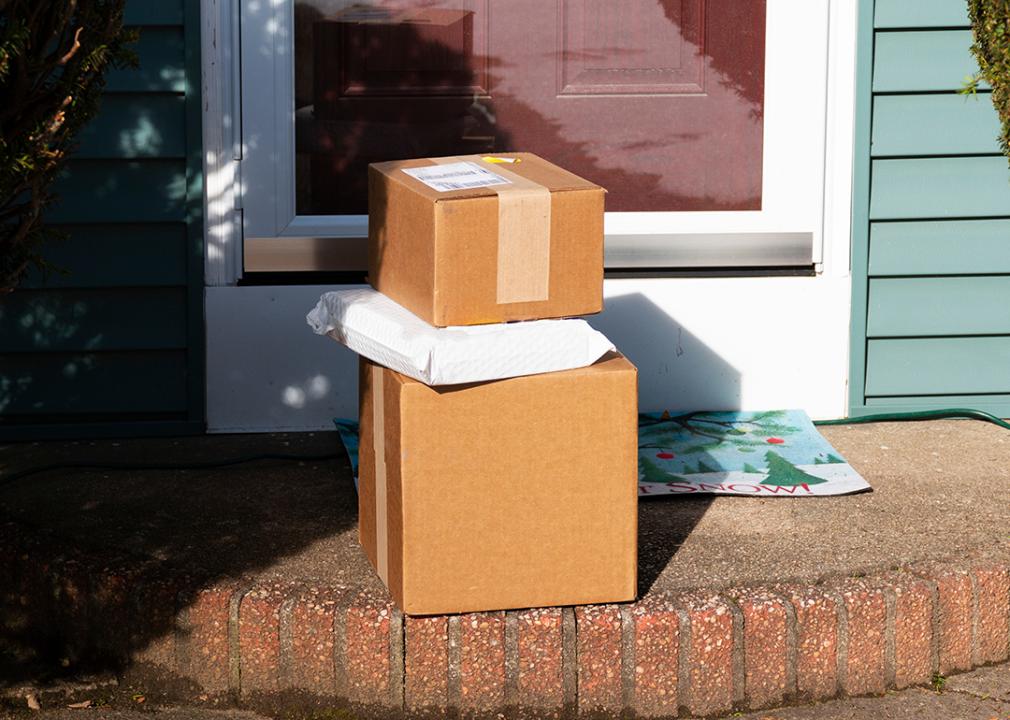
931 672 947 693
967 0 1010 165
0 1 136 290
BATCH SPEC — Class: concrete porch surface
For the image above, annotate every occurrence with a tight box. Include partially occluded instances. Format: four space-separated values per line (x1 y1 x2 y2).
1 419 1009 717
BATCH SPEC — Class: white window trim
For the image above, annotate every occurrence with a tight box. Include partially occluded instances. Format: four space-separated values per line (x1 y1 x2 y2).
236 0 373 245
201 0 243 286
205 0 856 281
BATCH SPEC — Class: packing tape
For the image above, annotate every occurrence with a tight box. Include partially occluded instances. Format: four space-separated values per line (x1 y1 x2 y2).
372 364 388 585
433 155 551 304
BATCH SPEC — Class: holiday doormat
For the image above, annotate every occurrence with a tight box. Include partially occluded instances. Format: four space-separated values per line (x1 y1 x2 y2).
333 409 870 497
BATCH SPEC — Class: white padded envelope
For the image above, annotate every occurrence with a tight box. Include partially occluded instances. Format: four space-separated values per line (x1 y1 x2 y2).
307 288 615 386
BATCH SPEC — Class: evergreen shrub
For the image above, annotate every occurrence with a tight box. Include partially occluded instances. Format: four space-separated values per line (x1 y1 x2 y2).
968 0 1010 164
0 1 135 290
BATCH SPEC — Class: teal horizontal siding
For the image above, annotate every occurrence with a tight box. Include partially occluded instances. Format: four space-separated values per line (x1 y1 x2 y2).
77 95 186 159
874 0 969 29
872 94 1001 156
49 160 187 223
854 1 1010 414
0 351 189 415
3 0 202 439
873 30 981 92
21 225 188 289
870 157 1010 219
866 336 1010 396
868 277 1010 336
0 288 188 353
106 27 185 93
125 0 184 26
869 220 1010 275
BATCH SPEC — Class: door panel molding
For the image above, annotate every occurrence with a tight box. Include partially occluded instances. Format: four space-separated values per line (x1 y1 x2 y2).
556 0 706 95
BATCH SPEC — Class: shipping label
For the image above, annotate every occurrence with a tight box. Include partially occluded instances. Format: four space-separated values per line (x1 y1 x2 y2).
402 161 511 192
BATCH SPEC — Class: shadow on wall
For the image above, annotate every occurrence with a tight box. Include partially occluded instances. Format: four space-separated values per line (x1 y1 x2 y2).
205 285 360 431
587 292 744 413
585 292 740 594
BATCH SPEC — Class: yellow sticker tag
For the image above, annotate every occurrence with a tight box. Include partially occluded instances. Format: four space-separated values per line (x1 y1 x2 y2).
482 156 520 164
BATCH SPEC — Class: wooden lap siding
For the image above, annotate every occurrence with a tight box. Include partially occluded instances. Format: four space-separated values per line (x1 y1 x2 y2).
0 0 204 439
850 0 1010 418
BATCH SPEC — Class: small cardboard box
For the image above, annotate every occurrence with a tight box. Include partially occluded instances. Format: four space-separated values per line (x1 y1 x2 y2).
368 153 605 327
358 353 638 615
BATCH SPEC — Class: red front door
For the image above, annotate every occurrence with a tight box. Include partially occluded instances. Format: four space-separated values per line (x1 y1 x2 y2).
297 0 766 214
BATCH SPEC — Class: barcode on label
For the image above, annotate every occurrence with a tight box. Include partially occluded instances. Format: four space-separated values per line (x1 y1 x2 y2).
402 161 511 193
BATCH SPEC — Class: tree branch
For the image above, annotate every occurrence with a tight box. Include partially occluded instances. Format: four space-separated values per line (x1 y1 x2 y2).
59 27 83 65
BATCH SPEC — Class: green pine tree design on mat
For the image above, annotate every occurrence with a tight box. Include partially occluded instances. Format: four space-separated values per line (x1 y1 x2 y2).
640 455 689 485
761 451 827 487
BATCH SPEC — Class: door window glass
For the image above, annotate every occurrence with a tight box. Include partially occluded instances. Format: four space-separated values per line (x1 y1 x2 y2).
293 1 766 215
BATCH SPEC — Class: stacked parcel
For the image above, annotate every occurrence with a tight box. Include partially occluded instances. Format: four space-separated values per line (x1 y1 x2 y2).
309 153 638 615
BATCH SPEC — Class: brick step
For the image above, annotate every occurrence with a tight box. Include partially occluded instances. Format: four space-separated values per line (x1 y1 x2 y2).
2 521 1008 717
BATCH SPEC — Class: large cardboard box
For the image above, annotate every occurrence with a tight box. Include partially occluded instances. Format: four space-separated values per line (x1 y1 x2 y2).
358 353 638 615
368 153 605 327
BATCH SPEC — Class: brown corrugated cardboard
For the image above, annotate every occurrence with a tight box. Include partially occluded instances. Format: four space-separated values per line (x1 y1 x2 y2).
368 152 605 327
358 352 638 615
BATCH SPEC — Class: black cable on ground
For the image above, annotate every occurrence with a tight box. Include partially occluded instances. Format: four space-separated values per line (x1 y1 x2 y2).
0 452 341 488
813 408 1010 431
